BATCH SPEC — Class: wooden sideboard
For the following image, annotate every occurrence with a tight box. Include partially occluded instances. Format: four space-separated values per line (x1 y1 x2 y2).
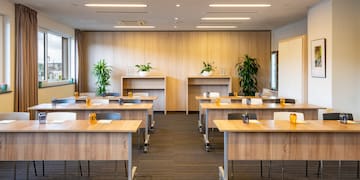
186 76 231 114
121 76 167 114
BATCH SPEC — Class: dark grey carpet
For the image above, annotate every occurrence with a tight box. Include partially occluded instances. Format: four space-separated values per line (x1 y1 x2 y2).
0 112 359 179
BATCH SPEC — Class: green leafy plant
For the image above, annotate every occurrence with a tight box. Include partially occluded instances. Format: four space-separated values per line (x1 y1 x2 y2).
236 54 260 96
201 61 216 73
92 59 112 96
135 62 153 72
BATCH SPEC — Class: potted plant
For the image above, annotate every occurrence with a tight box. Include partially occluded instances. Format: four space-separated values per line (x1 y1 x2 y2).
0 83 7 92
135 62 152 76
201 61 216 76
236 54 260 96
92 59 112 96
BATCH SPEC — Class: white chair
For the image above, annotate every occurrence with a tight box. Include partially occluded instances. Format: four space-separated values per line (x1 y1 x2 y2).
242 98 263 105
0 112 29 120
242 98 248 104
220 98 231 104
46 112 77 120
273 112 304 121
91 98 110 105
251 98 263 105
262 88 278 97
133 92 149 97
209 92 220 98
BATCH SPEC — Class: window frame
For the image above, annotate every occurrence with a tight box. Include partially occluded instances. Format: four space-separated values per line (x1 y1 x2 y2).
38 28 73 87
270 51 279 91
0 15 4 83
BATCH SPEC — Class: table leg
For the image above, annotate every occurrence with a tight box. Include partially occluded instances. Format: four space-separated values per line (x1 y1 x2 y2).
203 109 210 152
224 132 229 180
144 112 150 153
198 105 202 133
128 133 132 180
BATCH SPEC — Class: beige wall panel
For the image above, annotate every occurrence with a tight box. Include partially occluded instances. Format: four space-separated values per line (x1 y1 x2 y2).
38 84 75 103
82 31 270 111
0 93 14 112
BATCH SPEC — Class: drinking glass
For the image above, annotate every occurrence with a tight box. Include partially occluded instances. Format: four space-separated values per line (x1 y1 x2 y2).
290 113 297 124
280 98 285 106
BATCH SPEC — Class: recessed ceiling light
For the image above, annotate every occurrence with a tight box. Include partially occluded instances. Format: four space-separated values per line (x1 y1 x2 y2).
176 4 180 7
174 17 179 20
196 25 237 29
209 4 271 7
114 25 155 28
85 4 147 7
201 17 251 20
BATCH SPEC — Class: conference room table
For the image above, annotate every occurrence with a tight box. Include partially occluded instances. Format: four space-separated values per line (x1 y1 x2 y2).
28 103 152 152
0 119 141 180
195 96 280 131
200 103 324 151
72 95 158 128
214 119 360 180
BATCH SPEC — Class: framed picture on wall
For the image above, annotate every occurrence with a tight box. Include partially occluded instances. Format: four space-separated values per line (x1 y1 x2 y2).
311 38 326 78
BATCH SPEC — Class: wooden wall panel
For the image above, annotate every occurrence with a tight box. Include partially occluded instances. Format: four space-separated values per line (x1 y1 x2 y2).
82 31 271 111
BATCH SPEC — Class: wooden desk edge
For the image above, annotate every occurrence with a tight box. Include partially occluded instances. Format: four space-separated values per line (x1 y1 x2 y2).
213 120 360 133
0 120 142 133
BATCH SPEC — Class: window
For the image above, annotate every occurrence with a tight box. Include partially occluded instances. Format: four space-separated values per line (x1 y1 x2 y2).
38 30 73 86
0 14 10 89
0 15 4 82
270 51 278 90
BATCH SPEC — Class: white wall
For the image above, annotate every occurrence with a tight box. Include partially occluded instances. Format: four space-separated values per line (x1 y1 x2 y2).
278 36 307 103
307 0 333 108
272 18 307 51
38 13 74 37
332 0 360 118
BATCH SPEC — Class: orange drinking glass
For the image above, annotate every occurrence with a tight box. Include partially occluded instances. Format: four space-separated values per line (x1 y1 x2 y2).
215 98 221 106
88 112 97 125
74 91 79 98
86 97 91 106
290 113 297 124
280 98 285 106
128 91 133 97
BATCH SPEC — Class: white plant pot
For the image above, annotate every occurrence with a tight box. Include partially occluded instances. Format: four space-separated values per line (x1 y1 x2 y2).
139 71 149 76
201 71 213 76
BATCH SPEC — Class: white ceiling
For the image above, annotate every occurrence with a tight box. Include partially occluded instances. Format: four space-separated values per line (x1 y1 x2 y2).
10 0 320 31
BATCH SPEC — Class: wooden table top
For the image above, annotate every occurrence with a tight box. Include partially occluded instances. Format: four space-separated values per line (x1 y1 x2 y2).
28 103 153 111
214 120 360 133
73 95 157 101
122 75 166 79
188 75 231 79
200 103 324 110
0 120 141 133
195 96 278 100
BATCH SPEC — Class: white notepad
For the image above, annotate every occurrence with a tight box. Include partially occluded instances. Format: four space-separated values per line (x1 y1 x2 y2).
50 120 66 124
249 120 260 124
0 120 15 124
98 120 112 124
123 103 134 106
